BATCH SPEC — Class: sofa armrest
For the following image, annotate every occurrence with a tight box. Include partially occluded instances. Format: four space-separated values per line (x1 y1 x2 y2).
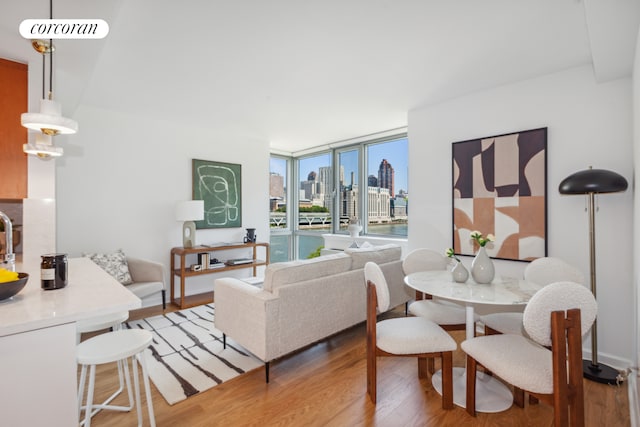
127 257 164 285
214 278 280 362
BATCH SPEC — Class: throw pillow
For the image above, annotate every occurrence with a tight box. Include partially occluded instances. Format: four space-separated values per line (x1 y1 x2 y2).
83 249 133 285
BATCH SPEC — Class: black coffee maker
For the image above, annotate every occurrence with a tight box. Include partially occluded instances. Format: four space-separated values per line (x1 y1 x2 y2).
244 228 257 243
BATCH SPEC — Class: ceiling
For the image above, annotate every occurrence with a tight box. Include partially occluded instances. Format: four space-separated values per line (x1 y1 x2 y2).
1 0 638 153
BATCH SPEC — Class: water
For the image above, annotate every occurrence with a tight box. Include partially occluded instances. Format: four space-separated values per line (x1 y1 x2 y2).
270 223 408 262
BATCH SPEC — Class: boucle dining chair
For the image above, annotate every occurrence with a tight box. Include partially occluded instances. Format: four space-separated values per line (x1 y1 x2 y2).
403 249 473 334
365 262 456 408
462 281 597 426
480 257 584 336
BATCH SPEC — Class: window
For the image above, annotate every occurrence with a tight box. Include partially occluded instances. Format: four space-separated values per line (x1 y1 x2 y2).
270 132 408 261
269 156 290 262
297 153 332 259
365 137 408 237
337 148 359 233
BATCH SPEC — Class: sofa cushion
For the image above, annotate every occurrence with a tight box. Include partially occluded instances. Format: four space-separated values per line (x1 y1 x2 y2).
83 249 133 285
263 252 352 292
345 244 402 269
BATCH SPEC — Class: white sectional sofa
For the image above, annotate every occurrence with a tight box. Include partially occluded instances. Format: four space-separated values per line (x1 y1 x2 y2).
214 244 411 382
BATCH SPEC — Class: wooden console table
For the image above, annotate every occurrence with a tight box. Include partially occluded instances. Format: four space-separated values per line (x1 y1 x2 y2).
170 242 269 309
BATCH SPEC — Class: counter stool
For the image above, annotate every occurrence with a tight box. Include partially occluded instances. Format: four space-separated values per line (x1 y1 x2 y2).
76 311 130 344
76 311 130 421
77 329 155 427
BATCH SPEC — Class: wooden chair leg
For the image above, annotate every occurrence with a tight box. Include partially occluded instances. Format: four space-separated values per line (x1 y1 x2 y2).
441 352 453 410
529 395 539 405
367 341 377 403
418 357 429 379
466 355 477 416
513 386 525 408
427 357 435 375
566 309 585 427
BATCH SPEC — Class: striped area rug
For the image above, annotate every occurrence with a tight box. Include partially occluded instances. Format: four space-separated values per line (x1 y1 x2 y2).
125 304 262 405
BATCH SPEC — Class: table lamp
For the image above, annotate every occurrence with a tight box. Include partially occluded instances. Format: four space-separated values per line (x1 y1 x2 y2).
558 166 628 384
176 200 204 248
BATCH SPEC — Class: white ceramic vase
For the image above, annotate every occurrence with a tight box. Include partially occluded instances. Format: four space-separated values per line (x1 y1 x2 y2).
471 246 494 284
348 223 362 238
451 261 469 283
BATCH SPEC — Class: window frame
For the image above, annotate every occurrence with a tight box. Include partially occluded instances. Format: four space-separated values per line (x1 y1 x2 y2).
270 130 408 260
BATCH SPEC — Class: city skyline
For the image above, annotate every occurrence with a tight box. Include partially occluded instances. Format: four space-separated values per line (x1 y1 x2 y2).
270 137 408 196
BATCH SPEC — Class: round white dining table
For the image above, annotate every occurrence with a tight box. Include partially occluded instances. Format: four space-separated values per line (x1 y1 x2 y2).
404 270 543 413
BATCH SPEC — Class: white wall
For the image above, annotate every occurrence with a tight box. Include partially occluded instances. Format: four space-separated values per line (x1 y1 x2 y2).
55 105 270 305
633 25 640 371
408 64 634 369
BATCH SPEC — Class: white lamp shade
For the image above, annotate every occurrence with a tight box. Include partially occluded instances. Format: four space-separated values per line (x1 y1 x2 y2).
176 200 204 221
23 133 63 158
21 99 78 135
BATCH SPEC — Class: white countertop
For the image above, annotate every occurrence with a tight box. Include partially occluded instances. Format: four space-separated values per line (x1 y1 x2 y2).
0 257 141 336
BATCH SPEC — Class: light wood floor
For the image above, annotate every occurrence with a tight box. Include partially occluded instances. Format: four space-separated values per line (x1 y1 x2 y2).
82 296 631 427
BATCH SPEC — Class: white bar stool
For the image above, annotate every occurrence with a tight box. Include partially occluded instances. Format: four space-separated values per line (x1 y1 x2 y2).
76 311 130 421
76 311 130 344
77 329 155 427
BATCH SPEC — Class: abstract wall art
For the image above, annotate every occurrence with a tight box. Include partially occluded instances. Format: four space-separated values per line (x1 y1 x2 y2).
192 159 242 229
452 128 547 261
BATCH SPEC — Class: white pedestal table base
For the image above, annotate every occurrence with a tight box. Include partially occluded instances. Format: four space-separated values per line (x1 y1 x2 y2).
432 367 513 413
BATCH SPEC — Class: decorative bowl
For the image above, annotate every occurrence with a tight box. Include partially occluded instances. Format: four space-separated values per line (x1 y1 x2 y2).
0 272 28 301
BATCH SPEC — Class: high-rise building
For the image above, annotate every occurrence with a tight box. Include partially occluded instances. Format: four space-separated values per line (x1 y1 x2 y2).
318 166 333 208
367 175 378 187
377 159 394 197
269 172 284 199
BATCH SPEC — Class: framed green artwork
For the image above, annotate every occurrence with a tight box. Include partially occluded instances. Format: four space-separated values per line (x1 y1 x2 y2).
192 159 242 229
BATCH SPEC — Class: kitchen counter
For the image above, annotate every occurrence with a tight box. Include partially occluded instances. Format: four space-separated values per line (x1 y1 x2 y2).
0 256 141 336
0 256 141 427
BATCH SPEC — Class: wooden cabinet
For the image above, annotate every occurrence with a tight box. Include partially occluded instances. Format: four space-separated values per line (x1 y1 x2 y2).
170 242 269 309
0 58 28 199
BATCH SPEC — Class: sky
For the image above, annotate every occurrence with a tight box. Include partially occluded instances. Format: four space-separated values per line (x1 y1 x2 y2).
270 137 408 194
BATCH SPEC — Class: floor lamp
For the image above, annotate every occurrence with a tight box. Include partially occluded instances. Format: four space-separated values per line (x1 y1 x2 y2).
558 166 628 384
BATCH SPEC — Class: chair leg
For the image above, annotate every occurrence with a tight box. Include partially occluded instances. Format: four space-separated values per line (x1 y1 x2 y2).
223 333 226 349
513 386 525 408
84 364 96 427
161 289 166 310
138 352 156 427
367 350 377 403
265 362 270 383
131 356 143 427
427 357 435 374
466 355 477 417
418 357 429 379
78 364 87 422
441 352 453 410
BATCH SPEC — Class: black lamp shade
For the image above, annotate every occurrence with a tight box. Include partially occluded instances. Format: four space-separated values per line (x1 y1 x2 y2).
558 168 628 195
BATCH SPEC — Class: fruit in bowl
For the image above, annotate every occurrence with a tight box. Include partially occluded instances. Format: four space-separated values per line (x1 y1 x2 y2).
0 269 28 301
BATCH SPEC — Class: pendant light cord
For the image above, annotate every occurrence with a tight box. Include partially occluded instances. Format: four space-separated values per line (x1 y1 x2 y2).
48 0 53 99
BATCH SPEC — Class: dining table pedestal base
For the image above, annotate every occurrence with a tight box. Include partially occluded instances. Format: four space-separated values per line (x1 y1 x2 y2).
432 367 513 413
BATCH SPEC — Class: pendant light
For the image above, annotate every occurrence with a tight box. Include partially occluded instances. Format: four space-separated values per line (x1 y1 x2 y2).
21 0 77 158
